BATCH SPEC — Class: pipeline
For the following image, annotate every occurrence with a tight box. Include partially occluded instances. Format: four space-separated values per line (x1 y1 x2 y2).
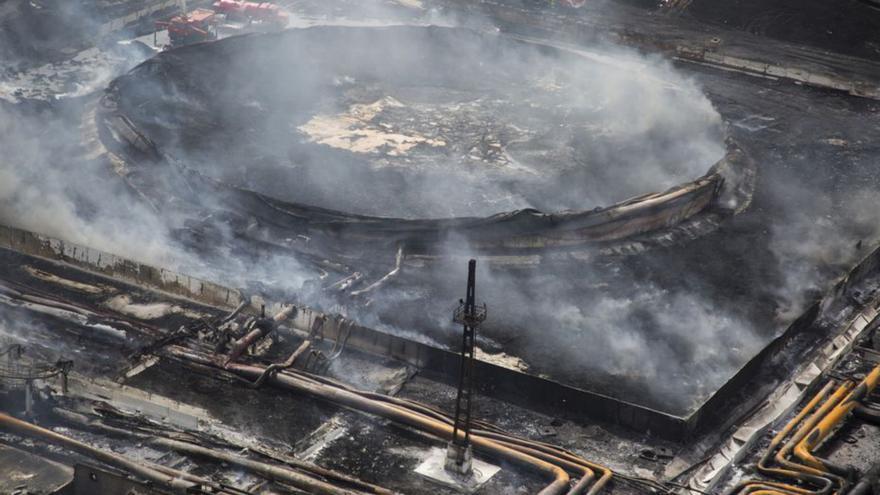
0 287 386 495
726 381 838 495
224 349 613 494
267 360 612 494
794 365 880 475
0 411 246 495
248 339 312 388
771 383 852 490
169 345 577 495
0 280 608 494
149 436 371 495
224 305 296 366
52 406 392 495
252 363 611 494
728 363 880 495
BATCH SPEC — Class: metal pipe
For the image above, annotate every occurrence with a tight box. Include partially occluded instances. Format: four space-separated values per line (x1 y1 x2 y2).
737 484 809 495
236 439 396 495
488 437 595 494
149 436 367 495
350 245 404 297
170 346 571 495
854 404 880 425
290 369 606 494
475 430 612 495
290 370 507 434
847 462 880 495
54 405 392 495
750 382 837 495
736 482 819 495
737 485 805 495
249 339 312 388
776 382 853 485
1 282 582 492
220 300 249 326
795 365 880 473
728 381 840 495
728 369 880 495
225 305 296 366
0 411 226 494
260 360 608 494
255 363 571 495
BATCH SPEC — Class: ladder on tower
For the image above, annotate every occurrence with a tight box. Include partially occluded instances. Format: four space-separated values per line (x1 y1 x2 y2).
446 259 487 475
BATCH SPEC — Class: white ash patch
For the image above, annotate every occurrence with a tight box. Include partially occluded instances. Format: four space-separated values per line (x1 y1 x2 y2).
104 294 205 320
298 96 446 156
474 347 529 372
24 265 113 295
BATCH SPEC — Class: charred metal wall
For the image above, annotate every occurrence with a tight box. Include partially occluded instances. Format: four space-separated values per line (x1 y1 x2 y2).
96 96 740 258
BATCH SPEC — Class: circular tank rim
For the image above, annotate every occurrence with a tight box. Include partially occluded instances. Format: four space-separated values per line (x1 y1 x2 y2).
95 26 756 257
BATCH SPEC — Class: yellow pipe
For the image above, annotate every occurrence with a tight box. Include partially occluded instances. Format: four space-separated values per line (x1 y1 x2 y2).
751 382 838 494
762 382 834 464
285 364 611 494
488 437 596 494
738 481 824 495
475 430 612 495
732 366 880 495
776 382 853 479
794 364 880 471
730 382 844 495
170 346 572 495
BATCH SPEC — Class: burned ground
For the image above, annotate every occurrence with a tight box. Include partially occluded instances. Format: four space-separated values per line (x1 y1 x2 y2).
2 1 880 494
99 25 880 416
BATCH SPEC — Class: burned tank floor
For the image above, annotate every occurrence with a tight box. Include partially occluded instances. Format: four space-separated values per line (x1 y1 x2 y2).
110 25 723 219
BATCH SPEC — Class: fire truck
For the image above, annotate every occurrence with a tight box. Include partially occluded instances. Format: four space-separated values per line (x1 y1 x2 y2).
155 2 219 48
212 1 289 29
155 0 288 50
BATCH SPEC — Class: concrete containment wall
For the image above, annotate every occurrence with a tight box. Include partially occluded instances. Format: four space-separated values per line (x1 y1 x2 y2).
689 244 880 437
288 305 691 440
0 224 242 309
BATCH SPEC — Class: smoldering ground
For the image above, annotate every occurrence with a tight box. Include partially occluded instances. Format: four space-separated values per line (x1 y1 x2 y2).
102 25 748 413
0 99 197 270
2 4 880 417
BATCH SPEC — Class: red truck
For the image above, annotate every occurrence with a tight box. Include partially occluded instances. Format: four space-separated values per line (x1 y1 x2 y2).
156 8 219 48
212 0 289 29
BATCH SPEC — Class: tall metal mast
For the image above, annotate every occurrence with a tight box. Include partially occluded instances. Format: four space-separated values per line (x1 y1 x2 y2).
446 259 487 475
